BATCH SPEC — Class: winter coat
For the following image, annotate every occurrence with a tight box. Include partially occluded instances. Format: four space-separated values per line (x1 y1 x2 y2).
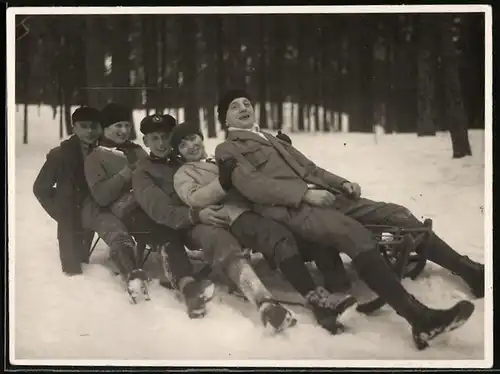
214 129 350 224
84 142 148 220
132 156 197 230
173 160 251 225
33 135 98 274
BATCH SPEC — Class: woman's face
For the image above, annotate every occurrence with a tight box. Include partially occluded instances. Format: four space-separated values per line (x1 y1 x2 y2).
103 121 133 144
177 134 206 162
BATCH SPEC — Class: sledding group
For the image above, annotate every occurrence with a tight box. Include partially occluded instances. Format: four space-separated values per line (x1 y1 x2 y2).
33 89 484 350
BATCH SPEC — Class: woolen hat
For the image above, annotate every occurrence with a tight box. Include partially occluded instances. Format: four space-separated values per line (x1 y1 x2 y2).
100 103 131 128
140 114 177 135
217 89 253 126
71 106 101 124
170 121 204 153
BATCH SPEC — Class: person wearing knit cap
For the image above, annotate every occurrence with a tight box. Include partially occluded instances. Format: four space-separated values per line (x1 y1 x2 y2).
214 90 478 349
33 106 103 276
169 122 205 159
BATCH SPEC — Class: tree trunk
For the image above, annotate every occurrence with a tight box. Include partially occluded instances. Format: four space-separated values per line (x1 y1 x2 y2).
297 16 306 132
56 53 64 138
227 16 246 89
214 15 226 130
258 16 268 130
204 17 217 138
460 14 484 129
387 15 418 133
272 18 284 130
23 103 28 144
347 16 374 133
63 99 72 137
112 16 136 139
440 15 472 158
416 15 437 136
181 16 199 126
18 25 31 144
142 16 157 118
84 16 107 109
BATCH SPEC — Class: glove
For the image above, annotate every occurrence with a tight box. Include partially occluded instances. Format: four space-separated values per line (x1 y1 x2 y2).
276 130 292 145
117 142 141 165
341 181 362 200
217 157 237 192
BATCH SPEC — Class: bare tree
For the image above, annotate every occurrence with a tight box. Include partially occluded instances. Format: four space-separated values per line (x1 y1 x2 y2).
440 14 472 158
416 15 438 136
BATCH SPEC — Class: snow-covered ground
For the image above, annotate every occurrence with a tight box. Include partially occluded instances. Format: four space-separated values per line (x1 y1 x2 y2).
9 105 492 367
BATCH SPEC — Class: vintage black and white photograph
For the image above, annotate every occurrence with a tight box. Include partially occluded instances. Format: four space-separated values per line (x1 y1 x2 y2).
7 5 492 367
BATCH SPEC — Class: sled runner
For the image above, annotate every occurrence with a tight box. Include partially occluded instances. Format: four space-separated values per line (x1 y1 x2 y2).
88 219 432 307
367 218 432 281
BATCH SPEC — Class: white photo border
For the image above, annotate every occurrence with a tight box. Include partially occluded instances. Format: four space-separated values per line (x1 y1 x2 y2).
6 4 494 369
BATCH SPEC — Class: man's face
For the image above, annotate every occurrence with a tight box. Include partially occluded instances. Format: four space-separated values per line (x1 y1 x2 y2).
225 97 255 129
177 134 206 162
103 121 132 144
73 121 102 145
143 131 172 158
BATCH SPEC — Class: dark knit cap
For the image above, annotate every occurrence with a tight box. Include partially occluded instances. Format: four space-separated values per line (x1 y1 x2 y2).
71 106 101 124
170 122 204 152
217 89 253 126
140 114 177 135
100 103 131 128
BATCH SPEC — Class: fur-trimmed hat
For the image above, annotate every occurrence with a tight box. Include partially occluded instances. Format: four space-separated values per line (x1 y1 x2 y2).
100 103 131 128
71 106 101 124
217 89 253 126
140 114 177 135
170 121 204 153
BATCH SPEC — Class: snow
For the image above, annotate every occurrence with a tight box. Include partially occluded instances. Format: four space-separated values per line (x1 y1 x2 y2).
10 105 492 367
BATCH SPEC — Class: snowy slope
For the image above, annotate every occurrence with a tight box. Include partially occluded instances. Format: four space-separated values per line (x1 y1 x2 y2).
10 105 491 367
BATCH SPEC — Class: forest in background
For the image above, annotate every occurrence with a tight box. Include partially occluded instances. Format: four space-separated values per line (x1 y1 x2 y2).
15 12 485 158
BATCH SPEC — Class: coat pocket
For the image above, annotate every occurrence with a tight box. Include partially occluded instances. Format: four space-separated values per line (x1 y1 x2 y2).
241 146 269 168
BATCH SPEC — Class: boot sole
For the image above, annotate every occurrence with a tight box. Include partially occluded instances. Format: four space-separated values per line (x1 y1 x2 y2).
188 307 207 319
187 294 207 319
356 297 386 315
273 313 298 333
261 303 297 333
334 295 357 318
313 296 356 335
318 316 347 335
413 301 475 350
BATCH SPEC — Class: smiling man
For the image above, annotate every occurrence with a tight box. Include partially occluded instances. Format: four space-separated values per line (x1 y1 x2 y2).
213 89 479 350
83 105 207 312
33 106 102 276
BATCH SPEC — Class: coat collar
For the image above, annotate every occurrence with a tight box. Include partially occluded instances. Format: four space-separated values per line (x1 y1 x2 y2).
226 129 272 146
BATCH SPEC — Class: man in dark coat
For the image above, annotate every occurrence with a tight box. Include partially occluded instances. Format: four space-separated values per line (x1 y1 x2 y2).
213 89 479 350
33 106 103 276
